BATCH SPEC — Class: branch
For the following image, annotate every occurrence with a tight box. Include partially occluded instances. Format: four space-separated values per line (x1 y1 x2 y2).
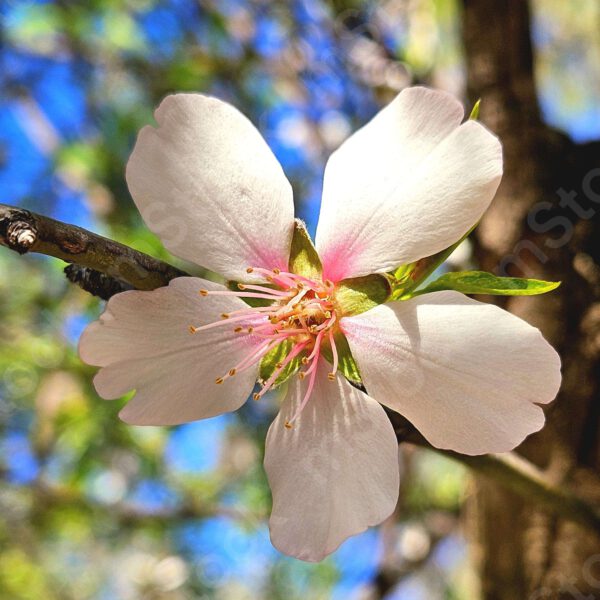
2 204 599 533
387 410 600 532
0 203 188 296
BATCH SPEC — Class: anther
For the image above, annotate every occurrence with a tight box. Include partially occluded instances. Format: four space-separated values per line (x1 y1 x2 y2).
298 372 305 380
199 289 209 296
284 421 293 429
276 362 283 369
229 369 237 377
215 377 224 384
221 313 230 319
189 325 197 334
247 327 254 333
273 268 281 275
237 283 246 290
234 327 243 333
301 357 309 365
246 267 254 273
253 392 261 401
328 373 335 381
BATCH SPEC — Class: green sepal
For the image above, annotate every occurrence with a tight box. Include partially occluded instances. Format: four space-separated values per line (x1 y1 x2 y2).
407 271 561 298
469 99 481 120
288 219 322 280
390 225 477 300
321 332 362 384
258 339 304 386
335 274 392 316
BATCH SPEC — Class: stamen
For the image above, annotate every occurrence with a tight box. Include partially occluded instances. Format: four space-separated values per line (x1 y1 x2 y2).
217 338 280 384
328 328 339 381
273 270 321 289
286 356 321 428
225 305 276 318
201 290 285 301
238 283 290 297
192 312 268 333
254 340 309 401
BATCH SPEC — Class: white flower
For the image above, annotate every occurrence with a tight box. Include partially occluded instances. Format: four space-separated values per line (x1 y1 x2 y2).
79 87 561 562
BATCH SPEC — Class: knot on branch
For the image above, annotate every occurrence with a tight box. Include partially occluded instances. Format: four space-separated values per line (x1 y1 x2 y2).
6 220 37 254
64 265 133 300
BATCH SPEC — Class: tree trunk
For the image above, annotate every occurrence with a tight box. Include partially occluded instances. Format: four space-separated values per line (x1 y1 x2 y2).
462 1 600 597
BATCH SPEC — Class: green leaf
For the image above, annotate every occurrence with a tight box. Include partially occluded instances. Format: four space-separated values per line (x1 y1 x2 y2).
409 271 561 298
321 332 362 384
288 219 322 280
335 274 391 316
259 339 304 386
469 99 481 120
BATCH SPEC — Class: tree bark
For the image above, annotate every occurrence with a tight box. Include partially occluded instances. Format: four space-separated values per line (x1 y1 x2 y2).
462 1 600 597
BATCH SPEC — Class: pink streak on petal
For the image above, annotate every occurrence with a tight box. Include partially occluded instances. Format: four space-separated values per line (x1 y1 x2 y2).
320 239 366 283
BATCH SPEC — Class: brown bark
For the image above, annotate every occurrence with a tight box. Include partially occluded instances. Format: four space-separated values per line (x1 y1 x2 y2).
0 203 187 297
462 1 600 598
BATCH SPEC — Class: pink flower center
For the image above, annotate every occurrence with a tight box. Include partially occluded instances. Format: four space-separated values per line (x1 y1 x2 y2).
191 267 340 428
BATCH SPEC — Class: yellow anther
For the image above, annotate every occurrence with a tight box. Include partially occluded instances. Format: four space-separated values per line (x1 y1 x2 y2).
246 267 254 273
297 282 304 289
253 392 261 401
215 377 224 385
325 279 333 287
188 325 197 334
234 327 243 333
301 357 309 365
221 313 230 319
247 327 254 333
276 362 283 369
237 283 246 290
273 268 281 275
229 369 237 377
199 289 209 296
298 372 305 380
266 276 274 282
328 373 335 381
325 311 331 318
284 421 293 429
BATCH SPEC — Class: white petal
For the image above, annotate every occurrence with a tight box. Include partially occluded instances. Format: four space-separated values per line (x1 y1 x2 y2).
315 87 502 281
79 278 265 425
342 292 561 455
264 361 399 562
126 94 295 281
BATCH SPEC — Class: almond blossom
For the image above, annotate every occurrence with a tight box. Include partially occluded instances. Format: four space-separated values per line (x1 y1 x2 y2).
79 87 562 562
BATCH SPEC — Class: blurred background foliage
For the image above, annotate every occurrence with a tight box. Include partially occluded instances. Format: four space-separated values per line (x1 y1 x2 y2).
0 1 599 598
